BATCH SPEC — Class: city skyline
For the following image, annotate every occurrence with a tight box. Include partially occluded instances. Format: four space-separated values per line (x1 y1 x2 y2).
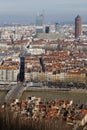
0 0 87 24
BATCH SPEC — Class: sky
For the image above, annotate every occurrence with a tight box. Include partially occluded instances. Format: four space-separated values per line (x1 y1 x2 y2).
0 0 87 24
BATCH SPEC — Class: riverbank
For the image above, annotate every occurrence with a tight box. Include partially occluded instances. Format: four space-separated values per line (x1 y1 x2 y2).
0 86 87 104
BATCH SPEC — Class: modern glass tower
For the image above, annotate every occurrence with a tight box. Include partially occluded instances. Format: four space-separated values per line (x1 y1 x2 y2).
55 23 61 32
36 14 43 34
45 26 50 33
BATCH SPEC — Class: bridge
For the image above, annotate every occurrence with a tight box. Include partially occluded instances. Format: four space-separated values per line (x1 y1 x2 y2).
5 83 25 103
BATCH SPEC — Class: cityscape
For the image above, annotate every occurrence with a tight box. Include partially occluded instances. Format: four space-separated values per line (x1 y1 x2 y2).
0 14 86 86
0 0 87 130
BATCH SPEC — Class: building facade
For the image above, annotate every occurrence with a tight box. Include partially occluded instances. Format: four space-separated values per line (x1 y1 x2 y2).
55 23 61 32
36 14 44 34
75 15 82 39
0 66 19 82
45 26 50 33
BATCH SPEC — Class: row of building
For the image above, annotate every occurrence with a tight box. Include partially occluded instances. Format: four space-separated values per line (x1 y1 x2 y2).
0 22 86 85
0 67 86 83
36 14 83 39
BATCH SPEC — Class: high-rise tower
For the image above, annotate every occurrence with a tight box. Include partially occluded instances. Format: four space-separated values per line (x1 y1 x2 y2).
36 13 44 34
55 23 61 32
75 15 82 39
45 26 50 33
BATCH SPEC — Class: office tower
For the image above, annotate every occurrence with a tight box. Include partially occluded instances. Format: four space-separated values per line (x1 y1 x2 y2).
36 13 43 34
19 56 25 82
55 23 61 32
45 26 50 33
75 15 82 39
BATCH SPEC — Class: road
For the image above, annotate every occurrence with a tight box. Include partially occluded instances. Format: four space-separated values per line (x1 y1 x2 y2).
5 83 25 103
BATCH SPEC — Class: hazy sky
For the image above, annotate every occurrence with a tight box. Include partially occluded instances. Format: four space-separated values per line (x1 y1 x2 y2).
0 0 87 24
